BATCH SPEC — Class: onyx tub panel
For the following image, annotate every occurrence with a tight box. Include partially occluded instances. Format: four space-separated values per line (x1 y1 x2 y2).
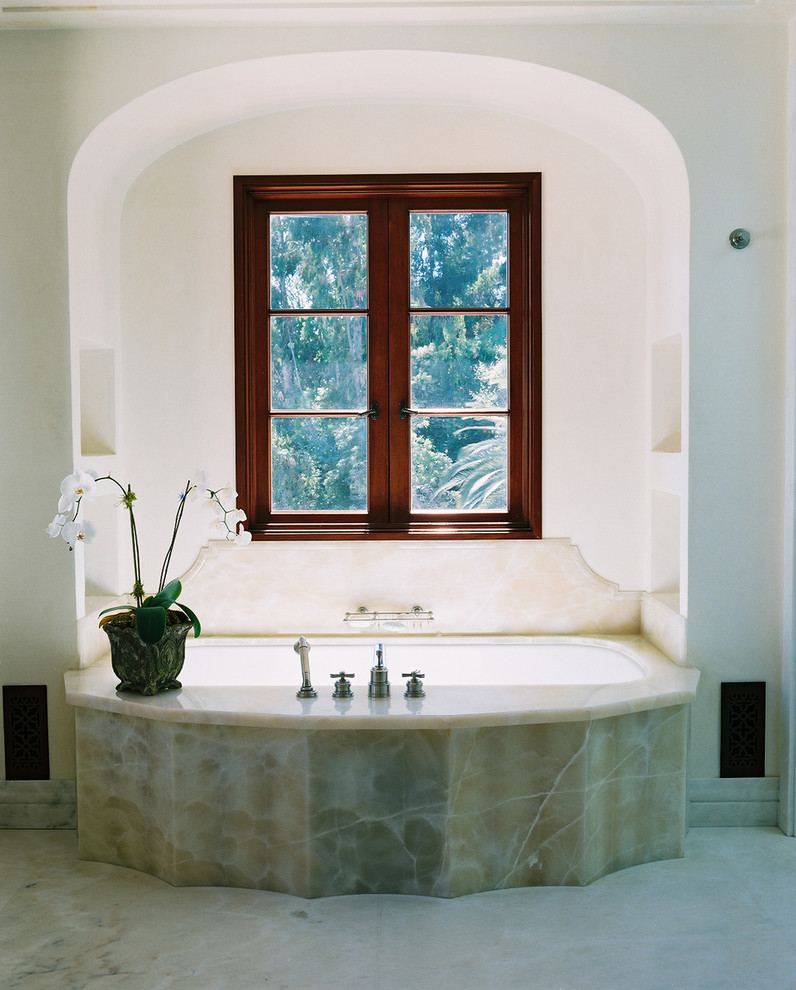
67 635 698 898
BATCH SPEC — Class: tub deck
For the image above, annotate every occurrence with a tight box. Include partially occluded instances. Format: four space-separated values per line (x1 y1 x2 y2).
65 634 697 729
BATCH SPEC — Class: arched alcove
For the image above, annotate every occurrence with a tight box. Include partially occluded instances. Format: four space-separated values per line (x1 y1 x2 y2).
67 49 690 615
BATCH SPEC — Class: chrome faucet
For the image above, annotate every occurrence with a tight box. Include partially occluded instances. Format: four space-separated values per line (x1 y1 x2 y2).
294 636 317 698
368 642 390 698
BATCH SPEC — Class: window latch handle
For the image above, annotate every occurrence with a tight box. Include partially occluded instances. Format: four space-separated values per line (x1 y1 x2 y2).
358 402 379 420
399 401 418 419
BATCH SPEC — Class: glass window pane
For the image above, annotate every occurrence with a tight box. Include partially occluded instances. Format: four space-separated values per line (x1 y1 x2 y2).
409 212 507 309
270 214 368 310
411 416 507 511
271 417 367 511
410 314 507 409
271 315 367 410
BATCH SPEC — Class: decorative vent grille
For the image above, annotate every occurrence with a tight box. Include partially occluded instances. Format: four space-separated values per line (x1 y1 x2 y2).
2 685 50 780
720 681 765 778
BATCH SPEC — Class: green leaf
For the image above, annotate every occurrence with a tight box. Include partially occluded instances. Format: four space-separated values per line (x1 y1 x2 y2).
136 605 167 645
175 601 201 639
98 604 132 620
160 578 182 602
146 581 182 611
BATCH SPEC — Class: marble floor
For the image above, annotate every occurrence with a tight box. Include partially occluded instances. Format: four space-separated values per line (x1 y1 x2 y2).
1 827 795 989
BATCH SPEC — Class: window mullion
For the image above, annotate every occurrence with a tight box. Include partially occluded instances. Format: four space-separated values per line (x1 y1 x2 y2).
387 196 412 526
367 198 391 527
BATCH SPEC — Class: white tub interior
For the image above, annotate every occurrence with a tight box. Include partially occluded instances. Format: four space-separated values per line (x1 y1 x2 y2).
181 637 646 688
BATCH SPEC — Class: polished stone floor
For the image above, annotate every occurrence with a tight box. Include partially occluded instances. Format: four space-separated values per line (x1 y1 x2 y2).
1 827 795 989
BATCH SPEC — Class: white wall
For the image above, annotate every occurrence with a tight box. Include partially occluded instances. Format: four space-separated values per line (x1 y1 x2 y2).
0 23 786 786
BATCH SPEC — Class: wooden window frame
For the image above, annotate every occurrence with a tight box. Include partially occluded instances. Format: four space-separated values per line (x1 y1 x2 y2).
234 173 542 540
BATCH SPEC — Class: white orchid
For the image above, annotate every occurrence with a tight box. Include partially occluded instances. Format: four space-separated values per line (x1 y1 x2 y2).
49 467 251 645
61 519 96 549
47 513 65 538
209 519 227 537
186 470 209 500
207 498 226 519
207 502 246 536
234 524 252 546
58 469 98 513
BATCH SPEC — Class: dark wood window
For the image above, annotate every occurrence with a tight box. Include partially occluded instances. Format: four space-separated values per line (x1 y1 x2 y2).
234 173 541 539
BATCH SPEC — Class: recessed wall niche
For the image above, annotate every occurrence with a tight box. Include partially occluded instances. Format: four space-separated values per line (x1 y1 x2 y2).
648 331 684 607
79 347 116 457
650 490 680 596
651 333 682 453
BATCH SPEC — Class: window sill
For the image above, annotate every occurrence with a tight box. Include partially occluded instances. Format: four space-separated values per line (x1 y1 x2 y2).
247 522 541 541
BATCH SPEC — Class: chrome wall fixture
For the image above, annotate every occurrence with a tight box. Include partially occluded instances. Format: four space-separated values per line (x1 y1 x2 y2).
729 228 751 249
343 605 434 631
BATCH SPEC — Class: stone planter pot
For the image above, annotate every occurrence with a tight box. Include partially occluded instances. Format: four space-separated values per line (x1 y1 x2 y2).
102 612 192 695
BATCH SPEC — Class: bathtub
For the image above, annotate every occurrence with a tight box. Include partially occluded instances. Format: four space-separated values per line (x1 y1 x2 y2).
182 636 645 687
66 634 699 897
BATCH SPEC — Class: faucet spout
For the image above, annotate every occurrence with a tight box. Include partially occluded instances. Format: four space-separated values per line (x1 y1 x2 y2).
368 642 390 699
294 636 317 699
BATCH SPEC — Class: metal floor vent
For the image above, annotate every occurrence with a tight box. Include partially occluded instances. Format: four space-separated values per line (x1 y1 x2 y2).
720 681 765 778
3 685 50 780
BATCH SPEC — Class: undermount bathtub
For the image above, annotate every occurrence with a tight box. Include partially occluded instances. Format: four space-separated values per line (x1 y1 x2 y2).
66 634 699 898
181 636 646 688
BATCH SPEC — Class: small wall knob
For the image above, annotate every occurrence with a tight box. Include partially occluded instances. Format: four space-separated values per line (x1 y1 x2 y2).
729 228 751 250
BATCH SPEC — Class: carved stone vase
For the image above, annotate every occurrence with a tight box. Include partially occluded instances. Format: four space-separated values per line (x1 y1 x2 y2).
102 612 192 695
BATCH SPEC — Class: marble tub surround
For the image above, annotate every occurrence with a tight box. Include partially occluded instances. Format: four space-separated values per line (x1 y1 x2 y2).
77 539 655 667
67 636 697 898
73 703 689 898
68 539 695 899
183 538 643 637
641 591 686 664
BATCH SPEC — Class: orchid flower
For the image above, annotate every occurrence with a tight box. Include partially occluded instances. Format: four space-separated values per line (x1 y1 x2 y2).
234 524 253 546
47 514 66 538
61 519 96 549
208 498 226 519
209 518 228 537
187 470 209 500
58 469 98 514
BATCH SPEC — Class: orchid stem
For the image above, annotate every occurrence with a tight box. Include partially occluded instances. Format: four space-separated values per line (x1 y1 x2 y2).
95 475 143 606
157 480 192 594
127 500 144 608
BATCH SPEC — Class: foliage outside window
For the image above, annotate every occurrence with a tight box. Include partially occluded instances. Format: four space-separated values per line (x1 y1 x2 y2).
234 174 541 539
